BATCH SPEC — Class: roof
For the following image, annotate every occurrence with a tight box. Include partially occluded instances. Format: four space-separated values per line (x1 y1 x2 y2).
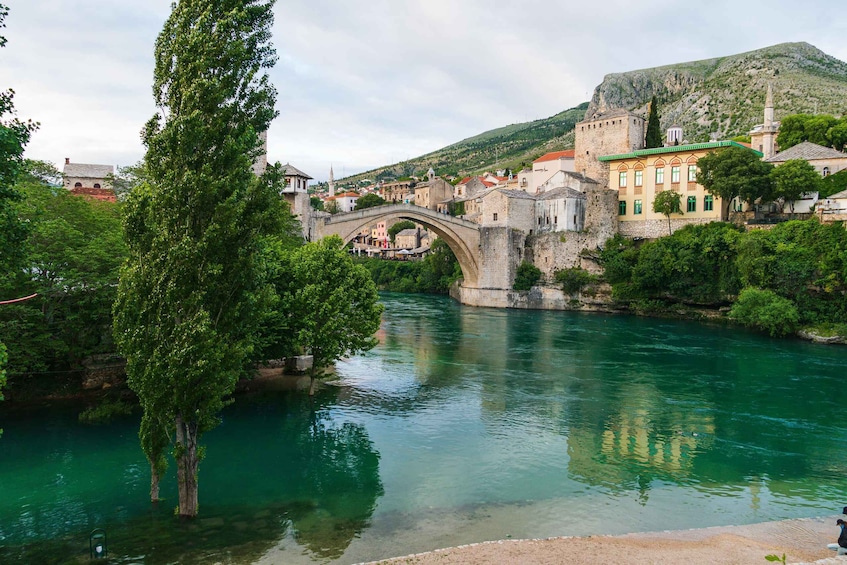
826 188 847 200
63 162 113 179
765 141 847 163
458 176 473 185
395 228 419 237
491 188 536 200
599 140 762 162
281 163 313 179
533 150 575 163
537 187 586 200
327 192 360 200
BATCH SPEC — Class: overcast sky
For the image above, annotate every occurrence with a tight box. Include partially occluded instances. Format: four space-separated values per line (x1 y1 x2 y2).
2 1 845 182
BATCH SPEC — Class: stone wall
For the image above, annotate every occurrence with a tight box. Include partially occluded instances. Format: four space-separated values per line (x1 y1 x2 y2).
526 232 606 282
476 227 526 290
582 186 619 242
619 216 716 239
452 283 614 311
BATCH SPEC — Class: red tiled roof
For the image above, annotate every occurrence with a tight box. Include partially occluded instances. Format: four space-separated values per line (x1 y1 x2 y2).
481 180 496 188
458 176 472 185
533 150 575 163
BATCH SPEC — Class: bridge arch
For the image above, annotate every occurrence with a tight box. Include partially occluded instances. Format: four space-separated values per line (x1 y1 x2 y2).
314 204 481 288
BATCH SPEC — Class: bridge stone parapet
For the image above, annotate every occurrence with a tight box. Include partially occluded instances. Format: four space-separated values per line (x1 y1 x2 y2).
314 204 483 288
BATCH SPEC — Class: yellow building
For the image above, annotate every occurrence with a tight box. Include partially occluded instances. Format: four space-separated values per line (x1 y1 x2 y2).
599 141 762 238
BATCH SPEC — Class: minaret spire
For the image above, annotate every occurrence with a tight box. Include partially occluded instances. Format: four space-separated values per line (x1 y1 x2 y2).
329 164 336 197
764 82 774 129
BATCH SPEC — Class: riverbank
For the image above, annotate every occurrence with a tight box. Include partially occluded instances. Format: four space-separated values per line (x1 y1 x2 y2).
362 516 843 565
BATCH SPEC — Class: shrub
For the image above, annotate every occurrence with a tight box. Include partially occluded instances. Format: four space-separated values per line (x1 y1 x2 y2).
513 261 542 291
554 267 599 295
729 287 799 337
79 399 134 424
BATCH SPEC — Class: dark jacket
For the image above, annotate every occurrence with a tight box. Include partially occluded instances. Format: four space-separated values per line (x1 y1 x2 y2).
839 524 847 548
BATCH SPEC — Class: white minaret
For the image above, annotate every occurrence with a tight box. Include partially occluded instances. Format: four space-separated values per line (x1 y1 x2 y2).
329 165 335 197
761 83 777 159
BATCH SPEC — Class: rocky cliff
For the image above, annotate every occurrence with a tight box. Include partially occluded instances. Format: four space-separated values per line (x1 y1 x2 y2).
586 42 847 142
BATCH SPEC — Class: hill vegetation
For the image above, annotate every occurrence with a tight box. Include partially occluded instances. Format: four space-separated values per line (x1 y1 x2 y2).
339 42 847 187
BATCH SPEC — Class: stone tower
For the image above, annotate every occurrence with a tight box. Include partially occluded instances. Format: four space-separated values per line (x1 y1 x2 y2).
574 108 645 188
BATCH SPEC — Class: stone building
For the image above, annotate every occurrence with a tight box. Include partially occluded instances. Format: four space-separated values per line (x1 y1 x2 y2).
413 176 453 210
521 150 575 193
380 180 415 203
326 191 359 213
280 163 312 234
478 188 536 233
599 140 762 238
574 108 646 187
62 158 116 201
764 141 847 178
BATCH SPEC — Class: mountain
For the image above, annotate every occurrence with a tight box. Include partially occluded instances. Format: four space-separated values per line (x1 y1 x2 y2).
338 42 847 187
587 42 847 143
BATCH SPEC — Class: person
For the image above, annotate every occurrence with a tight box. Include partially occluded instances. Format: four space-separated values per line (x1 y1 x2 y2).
837 518 847 555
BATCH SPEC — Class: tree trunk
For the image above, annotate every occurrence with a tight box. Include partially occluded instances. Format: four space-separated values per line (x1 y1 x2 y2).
667 215 672 236
175 415 199 518
150 460 160 503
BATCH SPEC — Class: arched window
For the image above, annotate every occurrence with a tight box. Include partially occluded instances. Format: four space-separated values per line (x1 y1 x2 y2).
93 183 101 188
74 182 82 188
823 167 830 177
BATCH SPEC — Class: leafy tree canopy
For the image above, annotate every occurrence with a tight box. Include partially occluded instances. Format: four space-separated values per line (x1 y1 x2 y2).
696 145 774 206
652 190 682 235
777 113 847 151
513 261 542 291
770 159 820 213
354 192 385 210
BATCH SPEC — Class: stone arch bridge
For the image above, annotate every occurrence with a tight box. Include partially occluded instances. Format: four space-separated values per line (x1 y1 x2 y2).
314 204 485 288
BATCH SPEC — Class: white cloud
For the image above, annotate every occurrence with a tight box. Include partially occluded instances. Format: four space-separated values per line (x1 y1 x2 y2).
1 0 844 181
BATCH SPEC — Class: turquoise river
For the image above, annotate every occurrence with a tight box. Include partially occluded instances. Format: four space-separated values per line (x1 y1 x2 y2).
1 293 846 564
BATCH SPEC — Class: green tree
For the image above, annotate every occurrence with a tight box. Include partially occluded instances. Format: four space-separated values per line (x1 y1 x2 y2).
730 287 799 337
776 114 811 150
696 145 774 211
281 236 382 395
309 196 324 211
0 4 38 284
804 115 838 146
827 120 847 152
820 169 847 198
388 220 415 243
0 342 5 437
770 159 820 214
354 192 385 210
513 261 542 291
324 199 340 214
113 0 287 517
645 96 662 149
0 168 127 376
652 189 682 235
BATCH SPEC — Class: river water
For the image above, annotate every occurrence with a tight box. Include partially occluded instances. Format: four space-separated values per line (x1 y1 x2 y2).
1 293 846 564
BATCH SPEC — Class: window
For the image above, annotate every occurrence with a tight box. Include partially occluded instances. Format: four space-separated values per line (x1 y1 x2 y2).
619 171 627 188
619 200 626 215
93 183 101 188
635 170 643 187
655 168 664 184
687 196 696 212
704 195 714 211
634 199 642 215
74 182 82 188
493 213 498 221
671 166 680 183
823 167 830 177
688 165 697 182
554 216 558 224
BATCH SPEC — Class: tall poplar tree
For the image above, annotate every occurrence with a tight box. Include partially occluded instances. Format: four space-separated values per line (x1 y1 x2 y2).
114 0 286 517
645 96 662 149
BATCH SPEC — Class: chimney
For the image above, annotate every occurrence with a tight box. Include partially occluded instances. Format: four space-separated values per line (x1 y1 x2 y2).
65 158 70 165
